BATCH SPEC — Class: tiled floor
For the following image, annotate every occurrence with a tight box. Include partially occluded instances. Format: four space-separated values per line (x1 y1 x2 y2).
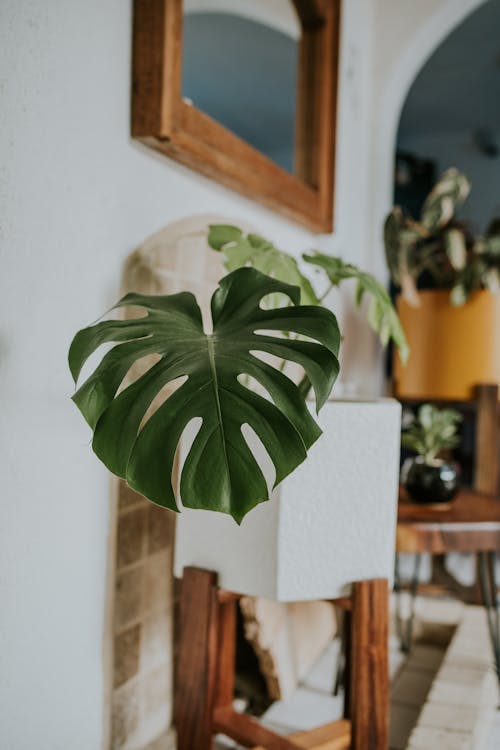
389 642 445 749
213 618 500 750
157 598 500 749
249 637 445 750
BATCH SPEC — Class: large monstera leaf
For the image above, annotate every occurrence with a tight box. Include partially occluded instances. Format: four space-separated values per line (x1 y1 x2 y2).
69 268 340 523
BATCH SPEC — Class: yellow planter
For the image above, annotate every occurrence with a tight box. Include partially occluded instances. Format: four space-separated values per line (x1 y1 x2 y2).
394 290 500 401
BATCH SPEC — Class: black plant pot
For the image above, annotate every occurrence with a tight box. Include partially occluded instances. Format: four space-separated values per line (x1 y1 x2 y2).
401 456 460 504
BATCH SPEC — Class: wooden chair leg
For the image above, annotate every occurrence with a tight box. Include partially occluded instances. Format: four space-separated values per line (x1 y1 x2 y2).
176 568 379 750
215 591 238 710
349 579 389 750
175 566 222 750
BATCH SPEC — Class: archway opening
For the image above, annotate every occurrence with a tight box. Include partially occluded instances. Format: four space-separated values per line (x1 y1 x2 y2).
394 0 500 228
389 6 500 732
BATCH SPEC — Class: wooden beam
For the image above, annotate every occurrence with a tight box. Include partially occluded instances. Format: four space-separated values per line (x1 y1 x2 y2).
214 595 237 710
251 719 351 750
291 718 351 749
213 707 301 749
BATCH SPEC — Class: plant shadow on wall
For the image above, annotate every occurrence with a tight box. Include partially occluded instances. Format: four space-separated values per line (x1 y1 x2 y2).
69 232 407 522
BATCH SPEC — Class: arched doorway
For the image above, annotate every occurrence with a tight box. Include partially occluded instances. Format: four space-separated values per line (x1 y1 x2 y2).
386 6 500 744
370 0 489 276
395 0 500 228
389 0 500 472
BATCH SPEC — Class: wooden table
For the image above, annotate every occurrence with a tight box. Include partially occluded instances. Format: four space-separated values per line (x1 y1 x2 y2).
397 488 500 554
395 488 500 680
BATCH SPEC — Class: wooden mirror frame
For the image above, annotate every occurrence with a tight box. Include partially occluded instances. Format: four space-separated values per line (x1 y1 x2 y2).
132 0 341 232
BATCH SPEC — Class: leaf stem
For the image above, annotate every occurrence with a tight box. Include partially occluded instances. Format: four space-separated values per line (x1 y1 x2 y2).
319 283 334 303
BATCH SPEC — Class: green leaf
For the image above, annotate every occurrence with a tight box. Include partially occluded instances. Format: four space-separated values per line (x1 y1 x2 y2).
445 228 467 270
208 224 319 306
484 235 500 257
303 252 410 364
402 404 462 464
418 404 434 431
420 168 471 232
207 224 243 250
485 268 500 294
450 283 467 306
69 267 340 523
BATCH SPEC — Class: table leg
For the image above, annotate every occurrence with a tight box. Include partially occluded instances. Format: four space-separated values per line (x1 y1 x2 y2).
333 608 348 698
333 624 343 696
490 552 500 658
477 551 500 686
395 552 422 653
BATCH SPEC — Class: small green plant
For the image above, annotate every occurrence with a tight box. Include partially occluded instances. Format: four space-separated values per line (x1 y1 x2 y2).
208 224 409 364
384 168 500 306
401 404 462 466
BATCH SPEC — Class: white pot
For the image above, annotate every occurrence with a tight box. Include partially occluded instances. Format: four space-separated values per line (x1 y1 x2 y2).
174 398 401 602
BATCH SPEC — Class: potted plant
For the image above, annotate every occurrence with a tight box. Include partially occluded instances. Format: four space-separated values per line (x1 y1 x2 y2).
69 234 404 600
385 168 500 401
401 404 462 504
175 228 405 599
207 223 409 371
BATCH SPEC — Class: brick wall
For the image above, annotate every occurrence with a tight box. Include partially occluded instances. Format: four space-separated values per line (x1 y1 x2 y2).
109 215 226 749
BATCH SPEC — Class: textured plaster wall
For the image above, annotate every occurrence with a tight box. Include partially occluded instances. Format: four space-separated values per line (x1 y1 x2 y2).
0 1 482 749
0 3 313 749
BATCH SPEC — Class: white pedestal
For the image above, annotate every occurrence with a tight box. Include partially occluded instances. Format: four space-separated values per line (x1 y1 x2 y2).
175 398 401 602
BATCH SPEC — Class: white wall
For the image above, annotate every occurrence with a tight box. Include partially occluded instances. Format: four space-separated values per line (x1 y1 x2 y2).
0 1 376 749
0 1 485 749
399 129 500 232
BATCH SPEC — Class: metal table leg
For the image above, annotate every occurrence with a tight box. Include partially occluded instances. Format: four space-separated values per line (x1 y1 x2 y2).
333 609 349 697
395 552 422 653
477 551 500 686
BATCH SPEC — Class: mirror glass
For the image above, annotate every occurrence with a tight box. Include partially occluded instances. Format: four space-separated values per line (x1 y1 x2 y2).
182 0 301 174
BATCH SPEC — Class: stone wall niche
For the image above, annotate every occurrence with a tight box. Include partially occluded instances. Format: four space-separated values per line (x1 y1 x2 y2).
109 214 336 749
110 214 226 750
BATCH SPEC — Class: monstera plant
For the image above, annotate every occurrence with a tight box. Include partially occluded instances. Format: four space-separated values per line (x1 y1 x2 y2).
69 267 340 523
208 224 409 365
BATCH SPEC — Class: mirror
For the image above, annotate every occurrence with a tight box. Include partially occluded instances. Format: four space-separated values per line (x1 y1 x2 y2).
132 0 341 231
182 1 300 174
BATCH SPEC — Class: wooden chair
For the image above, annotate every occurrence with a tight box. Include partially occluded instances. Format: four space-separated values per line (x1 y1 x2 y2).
175 567 390 750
